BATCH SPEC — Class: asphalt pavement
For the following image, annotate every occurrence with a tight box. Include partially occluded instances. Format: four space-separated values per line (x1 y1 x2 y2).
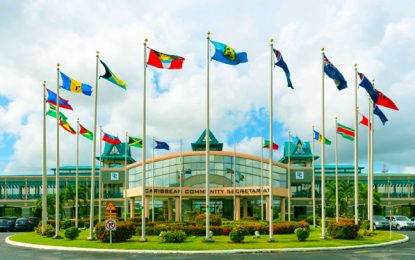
1 231 414 260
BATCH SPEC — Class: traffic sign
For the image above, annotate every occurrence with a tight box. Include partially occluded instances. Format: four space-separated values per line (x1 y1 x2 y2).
104 201 116 211
105 219 116 231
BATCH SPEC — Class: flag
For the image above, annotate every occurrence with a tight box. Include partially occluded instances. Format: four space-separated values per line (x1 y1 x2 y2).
147 48 185 69
46 89 73 110
236 172 244 183
313 130 331 145
263 140 279 150
79 124 93 141
293 136 303 147
273 49 293 89
60 71 93 96
358 72 378 102
337 122 355 141
128 136 143 148
46 104 68 122
184 169 192 175
154 140 169 150
323 54 347 90
210 40 248 65
226 168 236 174
59 120 76 134
374 105 388 125
102 132 121 145
99 60 127 90
375 89 399 110
359 114 372 130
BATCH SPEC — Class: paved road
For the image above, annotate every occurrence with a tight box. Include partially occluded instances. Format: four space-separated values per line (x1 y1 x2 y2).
0 231 414 260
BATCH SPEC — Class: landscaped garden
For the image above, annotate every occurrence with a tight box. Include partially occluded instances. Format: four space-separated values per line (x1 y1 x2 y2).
8 214 407 251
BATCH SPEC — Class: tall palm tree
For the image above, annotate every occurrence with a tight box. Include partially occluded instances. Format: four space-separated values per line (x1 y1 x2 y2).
62 185 88 218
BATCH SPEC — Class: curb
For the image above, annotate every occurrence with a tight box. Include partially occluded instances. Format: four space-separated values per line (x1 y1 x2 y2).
5 235 409 255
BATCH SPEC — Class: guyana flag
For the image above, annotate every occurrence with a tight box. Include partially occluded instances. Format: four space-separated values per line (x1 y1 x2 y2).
79 124 93 141
128 136 142 148
337 123 354 141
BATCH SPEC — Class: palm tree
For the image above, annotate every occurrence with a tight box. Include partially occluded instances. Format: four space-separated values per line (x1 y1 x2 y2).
62 185 88 218
33 194 64 219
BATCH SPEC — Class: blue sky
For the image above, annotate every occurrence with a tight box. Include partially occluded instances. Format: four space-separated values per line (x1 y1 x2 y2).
0 0 414 175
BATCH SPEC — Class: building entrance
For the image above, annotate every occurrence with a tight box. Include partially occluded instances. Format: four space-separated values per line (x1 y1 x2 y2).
191 200 223 216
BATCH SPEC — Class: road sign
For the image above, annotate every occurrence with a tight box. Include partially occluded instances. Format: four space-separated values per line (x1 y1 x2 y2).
105 219 116 231
104 201 116 211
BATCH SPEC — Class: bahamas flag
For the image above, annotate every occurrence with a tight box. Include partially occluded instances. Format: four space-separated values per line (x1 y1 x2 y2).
99 60 127 90
59 120 76 135
210 40 248 65
60 72 93 96
147 48 185 69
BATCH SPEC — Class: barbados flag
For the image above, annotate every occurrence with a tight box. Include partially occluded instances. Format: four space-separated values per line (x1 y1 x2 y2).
60 72 93 96
210 40 248 65
99 60 127 90
147 48 185 69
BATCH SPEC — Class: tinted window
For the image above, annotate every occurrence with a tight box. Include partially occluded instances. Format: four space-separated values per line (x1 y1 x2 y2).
395 216 409 221
17 219 27 224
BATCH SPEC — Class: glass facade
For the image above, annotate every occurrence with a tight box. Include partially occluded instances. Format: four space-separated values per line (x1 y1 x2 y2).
129 153 287 189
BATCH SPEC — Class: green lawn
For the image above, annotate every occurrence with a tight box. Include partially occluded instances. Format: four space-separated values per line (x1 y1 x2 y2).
9 228 406 251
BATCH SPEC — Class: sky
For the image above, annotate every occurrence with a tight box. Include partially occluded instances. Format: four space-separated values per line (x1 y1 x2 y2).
0 0 414 175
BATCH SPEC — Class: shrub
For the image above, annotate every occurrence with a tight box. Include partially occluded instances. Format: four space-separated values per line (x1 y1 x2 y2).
44 224 56 237
295 227 310 241
359 220 370 230
327 221 359 239
194 213 222 227
61 220 73 229
241 216 257 221
229 228 245 243
64 227 81 240
305 216 321 226
159 230 186 243
95 222 136 243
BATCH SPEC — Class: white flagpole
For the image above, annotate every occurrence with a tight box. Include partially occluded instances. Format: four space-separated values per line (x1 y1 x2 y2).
88 51 99 240
55 64 61 238
152 137 155 222
205 31 211 241
370 79 375 231
288 131 291 222
320 48 326 239
311 126 316 227
354 64 359 225
124 132 128 222
335 117 339 222
367 98 371 221
268 38 274 242
98 126 102 223
140 38 148 242
42 81 47 234
180 139 183 222
75 118 79 227
260 136 264 221
233 142 236 220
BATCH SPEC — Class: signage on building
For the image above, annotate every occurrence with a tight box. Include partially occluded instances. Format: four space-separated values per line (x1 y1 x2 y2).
104 201 117 219
295 171 304 180
110 172 119 181
144 187 271 196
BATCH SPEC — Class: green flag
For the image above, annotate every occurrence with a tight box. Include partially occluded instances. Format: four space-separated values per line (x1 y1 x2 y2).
128 136 142 148
46 104 68 122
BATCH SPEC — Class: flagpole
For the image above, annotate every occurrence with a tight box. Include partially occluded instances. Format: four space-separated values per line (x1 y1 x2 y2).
268 38 274 242
42 81 47 235
335 117 339 222
88 51 99 240
55 63 61 239
260 136 264 221
320 48 326 239
98 126 102 223
287 131 291 222
233 142 236 220
75 118 79 227
205 31 211 241
367 98 371 221
124 132 128 222
311 126 316 227
180 139 183 222
354 64 359 225
140 38 148 242
370 80 375 231
152 137 155 222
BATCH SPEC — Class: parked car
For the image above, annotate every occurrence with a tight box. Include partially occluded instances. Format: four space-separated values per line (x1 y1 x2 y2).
0 217 17 232
385 215 415 230
373 215 390 230
14 217 39 232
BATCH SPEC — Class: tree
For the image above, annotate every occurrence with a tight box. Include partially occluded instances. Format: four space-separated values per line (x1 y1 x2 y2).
62 185 88 218
33 194 63 219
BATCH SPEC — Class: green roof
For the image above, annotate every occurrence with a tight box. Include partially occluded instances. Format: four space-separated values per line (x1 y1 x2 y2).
191 130 223 151
279 141 318 163
97 142 136 163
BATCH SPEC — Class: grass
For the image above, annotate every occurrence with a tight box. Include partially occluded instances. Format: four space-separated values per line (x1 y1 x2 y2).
9 227 406 251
